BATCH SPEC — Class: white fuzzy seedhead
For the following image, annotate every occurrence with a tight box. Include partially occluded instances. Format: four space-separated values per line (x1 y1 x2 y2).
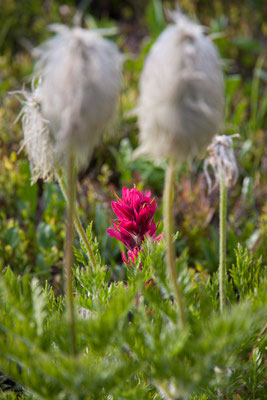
136 13 225 162
19 87 60 183
204 134 239 191
34 25 121 166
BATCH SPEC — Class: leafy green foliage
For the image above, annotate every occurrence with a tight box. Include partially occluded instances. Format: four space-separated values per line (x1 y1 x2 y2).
230 244 266 300
0 235 266 399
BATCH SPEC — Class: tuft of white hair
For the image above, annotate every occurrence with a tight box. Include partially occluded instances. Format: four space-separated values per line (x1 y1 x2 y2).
34 25 122 166
19 87 60 183
204 134 239 191
136 13 225 162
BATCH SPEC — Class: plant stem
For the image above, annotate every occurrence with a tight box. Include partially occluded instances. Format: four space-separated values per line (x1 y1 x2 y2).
219 167 227 313
57 171 97 270
163 158 186 328
156 382 176 399
65 151 77 356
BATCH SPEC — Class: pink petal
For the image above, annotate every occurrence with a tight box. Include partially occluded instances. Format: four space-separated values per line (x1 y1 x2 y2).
155 233 164 241
120 220 139 235
148 220 157 236
128 248 139 263
131 191 142 212
107 227 136 250
112 202 133 220
122 247 140 267
122 187 130 203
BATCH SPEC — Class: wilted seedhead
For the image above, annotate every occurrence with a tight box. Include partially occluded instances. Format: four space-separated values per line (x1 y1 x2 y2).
34 25 121 166
136 13 224 162
204 134 239 191
19 87 60 183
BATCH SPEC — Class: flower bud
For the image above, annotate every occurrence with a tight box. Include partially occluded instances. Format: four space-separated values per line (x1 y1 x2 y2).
136 13 224 162
34 25 121 165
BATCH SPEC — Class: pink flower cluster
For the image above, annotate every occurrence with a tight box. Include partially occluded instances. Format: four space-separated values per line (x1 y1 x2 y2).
107 187 162 266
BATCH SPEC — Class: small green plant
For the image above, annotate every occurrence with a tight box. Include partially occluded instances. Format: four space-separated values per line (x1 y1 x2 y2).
0 238 266 399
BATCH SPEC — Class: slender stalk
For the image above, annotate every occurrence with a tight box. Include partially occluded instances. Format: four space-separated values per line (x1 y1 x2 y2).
163 158 186 327
65 152 77 355
156 382 176 399
57 171 97 270
219 167 227 313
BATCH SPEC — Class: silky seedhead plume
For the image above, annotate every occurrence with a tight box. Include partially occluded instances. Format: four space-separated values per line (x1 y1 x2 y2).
136 12 225 162
18 86 59 183
18 26 121 183
33 25 122 167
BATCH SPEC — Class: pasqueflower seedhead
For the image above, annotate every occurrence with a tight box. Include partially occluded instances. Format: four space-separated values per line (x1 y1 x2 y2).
135 12 224 162
107 187 162 265
34 25 122 166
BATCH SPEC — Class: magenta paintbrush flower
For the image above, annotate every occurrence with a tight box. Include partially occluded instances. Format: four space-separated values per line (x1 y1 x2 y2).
107 187 162 265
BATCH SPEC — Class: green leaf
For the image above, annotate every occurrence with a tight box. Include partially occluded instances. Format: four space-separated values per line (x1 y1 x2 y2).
36 222 56 249
3 227 20 248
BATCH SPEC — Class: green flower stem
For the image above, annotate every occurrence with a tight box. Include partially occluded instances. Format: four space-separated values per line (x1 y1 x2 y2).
65 151 76 355
57 171 97 270
163 158 186 328
219 167 227 313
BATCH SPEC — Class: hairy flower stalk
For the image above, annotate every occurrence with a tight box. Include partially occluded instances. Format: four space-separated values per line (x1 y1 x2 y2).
135 13 224 326
65 152 76 355
56 171 97 269
204 134 239 312
164 159 186 327
219 167 227 314
107 187 162 266
19 25 121 354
